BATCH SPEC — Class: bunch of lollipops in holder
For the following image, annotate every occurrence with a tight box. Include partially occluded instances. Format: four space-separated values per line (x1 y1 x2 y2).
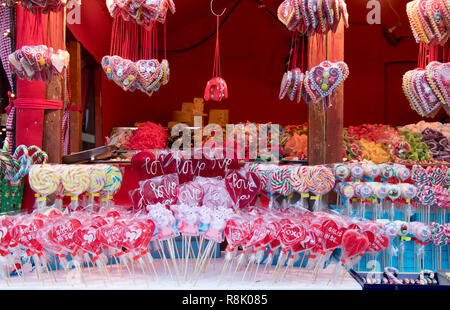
277 0 349 35
277 0 349 111
102 0 175 97
106 0 175 27
406 0 449 46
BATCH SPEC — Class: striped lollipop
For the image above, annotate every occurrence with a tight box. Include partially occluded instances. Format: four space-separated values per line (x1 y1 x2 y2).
269 166 293 196
29 164 60 196
61 165 90 196
248 164 268 190
87 165 106 194
104 165 123 194
290 166 310 193
305 165 335 196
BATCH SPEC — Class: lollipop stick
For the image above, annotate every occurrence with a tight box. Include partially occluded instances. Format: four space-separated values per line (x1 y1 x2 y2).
203 242 217 275
184 236 191 281
192 241 214 285
158 240 173 280
145 253 159 282
217 258 230 286
297 251 308 277
166 239 181 285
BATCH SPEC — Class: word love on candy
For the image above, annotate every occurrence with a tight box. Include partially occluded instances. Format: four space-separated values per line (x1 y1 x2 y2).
9 46 69 83
102 56 170 96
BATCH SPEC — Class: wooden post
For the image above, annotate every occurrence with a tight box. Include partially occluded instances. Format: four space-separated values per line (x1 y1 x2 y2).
307 21 345 165
94 66 103 147
68 40 82 153
43 78 63 163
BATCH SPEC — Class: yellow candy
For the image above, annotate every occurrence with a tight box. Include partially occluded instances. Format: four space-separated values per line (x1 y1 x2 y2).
61 165 90 196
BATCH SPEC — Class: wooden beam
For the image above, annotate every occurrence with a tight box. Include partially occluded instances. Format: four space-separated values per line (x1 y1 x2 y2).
43 78 63 163
307 21 345 165
68 40 82 153
94 66 103 147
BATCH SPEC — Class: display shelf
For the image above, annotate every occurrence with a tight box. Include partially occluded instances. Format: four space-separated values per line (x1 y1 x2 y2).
0 256 361 290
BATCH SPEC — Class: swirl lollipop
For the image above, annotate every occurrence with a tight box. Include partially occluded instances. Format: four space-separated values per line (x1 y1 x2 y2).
248 164 268 206
102 165 123 208
61 165 90 212
305 165 335 211
85 165 106 211
290 166 310 209
269 166 292 209
28 164 60 210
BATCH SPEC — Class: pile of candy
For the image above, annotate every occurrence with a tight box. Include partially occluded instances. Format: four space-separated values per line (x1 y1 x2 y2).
363 268 438 285
0 0 70 12
406 0 449 45
420 128 450 162
8 46 69 83
125 122 168 151
280 60 349 111
106 0 176 27
101 56 170 96
402 61 449 118
399 121 450 139
277 0 349 34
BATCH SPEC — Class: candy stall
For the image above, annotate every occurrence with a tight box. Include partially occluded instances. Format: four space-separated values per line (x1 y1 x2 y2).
0 0 448 292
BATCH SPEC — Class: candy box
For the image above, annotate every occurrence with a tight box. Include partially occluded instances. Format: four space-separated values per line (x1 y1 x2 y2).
0 178 24 214
349 270 448 290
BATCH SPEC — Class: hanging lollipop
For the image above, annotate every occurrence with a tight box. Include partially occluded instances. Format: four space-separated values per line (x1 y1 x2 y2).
28 165 60 211
204 1 228 102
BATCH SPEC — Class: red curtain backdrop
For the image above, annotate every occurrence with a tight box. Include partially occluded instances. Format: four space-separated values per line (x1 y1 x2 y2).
67 0 446 142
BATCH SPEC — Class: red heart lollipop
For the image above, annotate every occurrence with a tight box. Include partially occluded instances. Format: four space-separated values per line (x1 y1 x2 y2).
225 170 261 209
243 218 268 249
177 181 204 206
0 223 11 250
97 222 126 250
49 219 82 252
122 220 153 250
73 226 102 254
291 230 316 253
278 222 307 248
140 173 179 206
131 151 163 180
321 220 346 250
224 219 250 248
11 218 45 252
366 232 390 252
341 229 370 258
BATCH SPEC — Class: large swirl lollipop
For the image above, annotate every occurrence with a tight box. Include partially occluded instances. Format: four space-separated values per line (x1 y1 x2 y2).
305 165 335 211
290 166 310 209
248 164 268 207
102 165 123 209
85 165 107 211
28 164 60 210
61 165 90 212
